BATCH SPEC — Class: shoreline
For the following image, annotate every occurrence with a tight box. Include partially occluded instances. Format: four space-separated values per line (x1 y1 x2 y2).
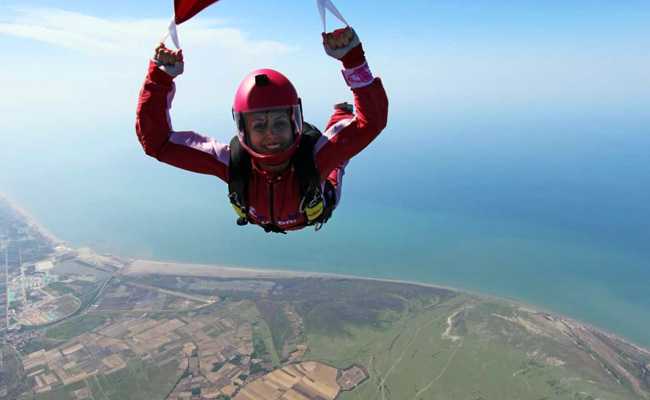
125 258 650 354
0 193 64 247
124 257 568 317
0 193 558 318
125 258 514 306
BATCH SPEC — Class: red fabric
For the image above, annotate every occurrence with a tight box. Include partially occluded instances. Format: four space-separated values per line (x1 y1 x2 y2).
342 44 365 69
136 61 388 231
174 0 219 24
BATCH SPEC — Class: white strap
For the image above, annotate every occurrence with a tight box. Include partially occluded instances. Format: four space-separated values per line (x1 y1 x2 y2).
160 16 180 49
168 0 180 49
317 0 349 32
168 17 180 49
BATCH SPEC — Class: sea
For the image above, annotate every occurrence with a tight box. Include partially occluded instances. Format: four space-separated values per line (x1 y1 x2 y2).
2 108 649 348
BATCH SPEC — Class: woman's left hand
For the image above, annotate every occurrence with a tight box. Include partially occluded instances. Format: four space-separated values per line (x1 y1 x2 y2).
322 27 360 60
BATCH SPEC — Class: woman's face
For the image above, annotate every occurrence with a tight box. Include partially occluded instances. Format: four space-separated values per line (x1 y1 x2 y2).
245 110 294 154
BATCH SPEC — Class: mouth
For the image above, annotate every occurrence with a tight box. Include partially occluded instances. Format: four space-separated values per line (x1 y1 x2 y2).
264 142 284 152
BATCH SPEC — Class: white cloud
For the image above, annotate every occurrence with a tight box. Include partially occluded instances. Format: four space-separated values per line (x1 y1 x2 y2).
0 6 313 137
0 7 295 57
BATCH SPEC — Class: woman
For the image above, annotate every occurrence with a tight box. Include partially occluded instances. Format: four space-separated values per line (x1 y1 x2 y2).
136 27 388 233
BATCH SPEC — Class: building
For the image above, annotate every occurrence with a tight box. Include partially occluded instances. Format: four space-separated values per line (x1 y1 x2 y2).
35 261 54 273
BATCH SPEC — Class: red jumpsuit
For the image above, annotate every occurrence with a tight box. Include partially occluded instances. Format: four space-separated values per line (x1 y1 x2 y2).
136 61 388 231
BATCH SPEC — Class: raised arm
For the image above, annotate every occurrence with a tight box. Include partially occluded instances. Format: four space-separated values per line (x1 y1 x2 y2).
135 45 229 182
315 28 389 179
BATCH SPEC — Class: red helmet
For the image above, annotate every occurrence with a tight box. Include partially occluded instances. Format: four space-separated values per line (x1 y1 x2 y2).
232 68 303 165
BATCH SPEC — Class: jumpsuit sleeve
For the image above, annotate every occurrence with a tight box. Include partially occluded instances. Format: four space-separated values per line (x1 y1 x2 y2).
314 74 389 180
136 61 230 182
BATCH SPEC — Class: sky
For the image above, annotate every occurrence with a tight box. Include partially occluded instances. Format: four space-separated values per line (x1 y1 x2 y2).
2 0 649 137
2 0 649 247
2 0 650 262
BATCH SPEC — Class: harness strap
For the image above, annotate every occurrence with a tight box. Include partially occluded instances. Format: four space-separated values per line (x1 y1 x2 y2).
295 123 326 223
228 136 250 226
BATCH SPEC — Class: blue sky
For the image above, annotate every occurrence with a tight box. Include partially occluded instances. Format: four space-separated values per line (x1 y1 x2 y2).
2 1 649 234
2 2 649 218
2 0 649 135
1 0 649 204
2 0 648 243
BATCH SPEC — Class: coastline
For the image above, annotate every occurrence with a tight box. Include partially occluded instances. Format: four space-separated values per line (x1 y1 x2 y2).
124 257 560 315
0 193 64 247
125 258 488 300
125 257 650 354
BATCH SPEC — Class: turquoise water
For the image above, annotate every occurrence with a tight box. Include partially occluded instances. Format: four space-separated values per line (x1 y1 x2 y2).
1 111 649 347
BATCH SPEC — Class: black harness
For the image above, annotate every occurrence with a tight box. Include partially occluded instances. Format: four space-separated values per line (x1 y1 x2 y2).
228 122 336 234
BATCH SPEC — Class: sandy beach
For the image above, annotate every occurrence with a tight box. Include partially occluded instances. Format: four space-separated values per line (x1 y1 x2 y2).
123 259 320 279
123 258 550 314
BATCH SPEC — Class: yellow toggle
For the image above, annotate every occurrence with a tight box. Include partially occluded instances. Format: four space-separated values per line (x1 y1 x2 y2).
305 200 324 222
232 204 247 219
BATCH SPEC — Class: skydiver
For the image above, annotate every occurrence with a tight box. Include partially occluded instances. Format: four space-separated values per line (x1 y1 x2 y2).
136 27 388 233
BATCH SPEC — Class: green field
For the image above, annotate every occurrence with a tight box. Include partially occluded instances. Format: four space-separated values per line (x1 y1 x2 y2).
87 359 180 400
29 359 181 400
18 336 62 355
45 314 109 341
255 300 294 360
302 296 640 400
2 346 31 400
224 299 282 367
252 320 281 368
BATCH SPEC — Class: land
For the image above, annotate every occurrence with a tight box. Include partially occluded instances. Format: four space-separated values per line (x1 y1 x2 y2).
1 196 650 400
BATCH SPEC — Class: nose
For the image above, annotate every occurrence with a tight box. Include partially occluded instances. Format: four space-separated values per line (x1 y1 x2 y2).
266 124 288 136
258 126 276 139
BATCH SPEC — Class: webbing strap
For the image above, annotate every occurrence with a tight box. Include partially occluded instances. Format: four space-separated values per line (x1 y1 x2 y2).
294 123 322 202
228 136 251 225
167 17 181 49
294 124 326 224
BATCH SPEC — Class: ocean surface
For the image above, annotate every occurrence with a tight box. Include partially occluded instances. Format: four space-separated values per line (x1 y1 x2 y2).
2 109 649 348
